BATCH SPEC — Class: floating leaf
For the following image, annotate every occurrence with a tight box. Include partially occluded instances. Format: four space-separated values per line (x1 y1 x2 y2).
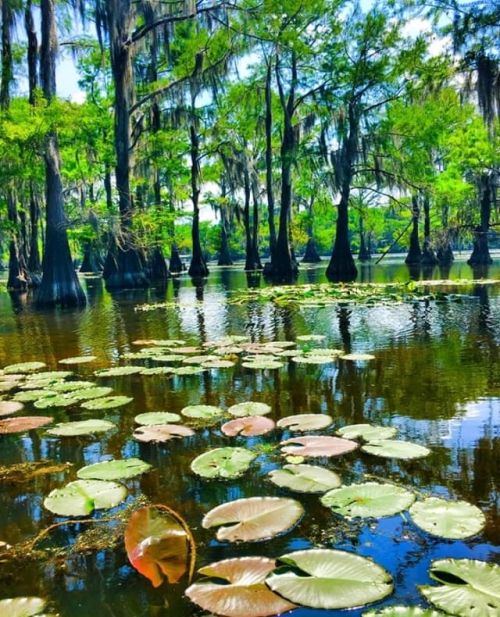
277 414 333 432
340 353 375 361
182 355 218 365
321 482 415 518
296 335 326 342
46 419 116 437
291 355 336 365
139 367 175 376
27 371 73 381
266 549 393 609
285 455 305 464
362 439 430 459
44 479 126 516
125 505 193 587
13 390 57 403
202 360 237 369
95 366 144 377
364 606 448 616
420 558 500 617
221 416 275 437
3 362 46 374
202 496 303 542
69 386 113 401
228 402 271 417
133 424 195 443
0 416 53 434
337 424 397 441
409 497 486 539
269 464 341 493
152 355 184 363
191 448 256 479
81 396 133 410
242 360 284 370
77 458 152 481
185 557 296 617
134 412 181 425
280 435 358 458
34 395 81 409
0 597 49 617
51 380 95 392
181 405 225 419
174 366 206 376
0 401 24 417
58 356 97 365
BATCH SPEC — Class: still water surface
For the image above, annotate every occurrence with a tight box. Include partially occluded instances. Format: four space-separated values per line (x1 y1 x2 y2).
0 257 499 616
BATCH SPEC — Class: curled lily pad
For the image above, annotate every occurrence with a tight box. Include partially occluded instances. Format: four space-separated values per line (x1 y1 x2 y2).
95 366 144 377
3 362 46 374
181 405 225 419
228 402 271 417
133 424 195 443
191 447 256 479
363 608 446 617
280 435 358 458
13 390 57 403
266 549 393 609
409 497 486 539
77 458 152 481
185 557 296 617
34 395 80 409
340 353 375 361
0 597 49 617
46 419 115 437
269 464 341 494
134 412 181 425
420 558 500 617
221 416 275 437
362 439 430 460
81 396 133 410
277 414 333 432
321 482 415 518
58 356 97 365
0 416 53 434
202 496 303 542
337 424 397 441
44 479 126 516
0 401 24 417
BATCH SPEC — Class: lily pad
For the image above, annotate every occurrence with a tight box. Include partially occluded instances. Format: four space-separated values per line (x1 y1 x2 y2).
269 464 341 493
51 380 95 392
27 371 72 381
420 558 500 617
0 416 53 434
202 496 304 542
321 482 416 518
340 353 375 361
362 439 430 459
228 402 272 417
364 607 448 616
44 479 126 516
95 366 144 377
185 557 296 617
134 412 182 425
46 419 116 437
280 435 358 458
265 548 393 609
34 395 81 409
133 424 195 443
139 367 175 376
181 405 225 419
296 335 326 342
81 396 133 410
13 390 57 403
0 401 24 417
191 447 256 479
221 416 275 437
0 597 49 617
291 355 336 365
58 356 97 365
202 360 237 369
277 414 333 432
3 362 46 374
174 366 206 376
242 360 284 370
152 355 184 363
77 458 152 480
337 423 397 441
409 497 486 539
70 386 113 400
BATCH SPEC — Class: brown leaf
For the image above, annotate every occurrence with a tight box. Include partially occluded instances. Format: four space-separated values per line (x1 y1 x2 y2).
221 416 275 437
0 401 24 417
0 416 53 434
280 435 358 458
132 424 195 443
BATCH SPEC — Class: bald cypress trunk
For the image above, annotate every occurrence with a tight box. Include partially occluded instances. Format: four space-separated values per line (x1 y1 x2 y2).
421 193 438 266
188 123 208 278
36 0 86 307
468 174 493 266
217 181 233 266
265 61 277 261
405 194 422 266
302 197 321 263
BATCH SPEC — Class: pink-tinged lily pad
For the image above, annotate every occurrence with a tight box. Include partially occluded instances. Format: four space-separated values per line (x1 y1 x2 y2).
185 556 296 617
0 401 24 417
277 414 333 432
133 424 195 443
0 416 53 434
280 435 358 458
221 416 275 437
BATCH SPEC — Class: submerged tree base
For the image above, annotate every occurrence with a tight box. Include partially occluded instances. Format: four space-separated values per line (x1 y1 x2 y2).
302 239 322 263
188 257 209 278
467 230 492 266
169 246 185 274
263 258 299 283
325 255 358 283
147 247 169 282
103 245 149 289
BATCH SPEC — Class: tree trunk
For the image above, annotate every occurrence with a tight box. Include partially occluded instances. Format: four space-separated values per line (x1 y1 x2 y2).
170 244 184 273
436 202 454 265
6 192 29 292
250 174 263 269
265 60 277 261
36 0 86 307
243 164 260 271
421 193 438 265
188 124 209 278
468 173 493 266
302 197 321 263
357 213 371 261
1 0 13 110
217 182 233 266
405 194 422 265
25 0 38 106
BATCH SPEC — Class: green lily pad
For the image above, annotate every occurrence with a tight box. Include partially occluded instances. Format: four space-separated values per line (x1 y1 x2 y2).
337 424 397 441
420 558 500 617
409 497 486 539
362 439 430 459
139 367 175 375
0 597 49 617
77 458 152 480
363 607 448 616
152 355 184 363
191 447 256 479
202 359 237 369
296 335 326 342
291 355 336 365
95 366 144 377
3 362 46 375
58 356 97 365
51 380 96 392
81 396 133 410
340 353 375 361
242 360 285 369
202 496 304 542
13 390 57 403
71 386 113 401
34 395 81 409
134 412 182 425
321 482 416 518
26 371 72 381
181 405 225 419
277 414 333 432
174 366 206 376
228 402 272 417
44 479 126 516
266 548 393 609
268 464 341 493
46 419 115 437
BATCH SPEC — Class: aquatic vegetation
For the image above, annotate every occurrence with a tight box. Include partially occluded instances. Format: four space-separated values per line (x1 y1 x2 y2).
58 356 97 365
80 396 133 410
337 424 398 441
277 414 333 432
0 416 53 433
0 461 72 484
0 401 24 416
0 597 53 617
202 496 304 542
364 608 446 617
34 395 81 409
280 435 358 458
77 458 152 481
46 420 116 437
228 402 272 417
362 439 431 459
221 416 275 437
268 464 341 493
181 404 225 419
95 366 144 377
3 362 47 374
134 412 182 425
191 447 256 479
44 479 127 516
341 353 376 361
409 497 486 539
320 482 416 518
133 424 195 443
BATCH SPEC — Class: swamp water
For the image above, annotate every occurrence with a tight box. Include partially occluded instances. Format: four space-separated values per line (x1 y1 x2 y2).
0 257 498 617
